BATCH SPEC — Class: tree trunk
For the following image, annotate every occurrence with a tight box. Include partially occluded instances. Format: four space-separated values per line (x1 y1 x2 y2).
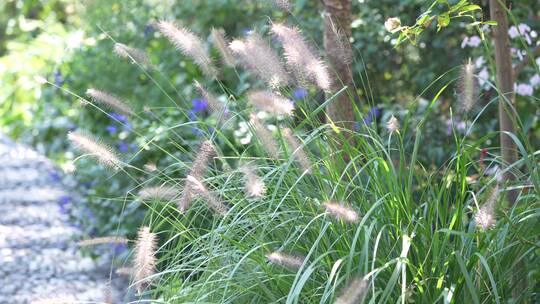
489 0 518 204
321 0 355 142
489 0 525 300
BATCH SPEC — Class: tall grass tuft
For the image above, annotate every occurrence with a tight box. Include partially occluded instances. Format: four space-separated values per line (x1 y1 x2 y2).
247 90 294 117
335 277 369 304
211 28 236 67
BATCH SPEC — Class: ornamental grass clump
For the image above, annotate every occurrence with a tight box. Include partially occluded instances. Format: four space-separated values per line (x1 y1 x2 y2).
59 4 540 303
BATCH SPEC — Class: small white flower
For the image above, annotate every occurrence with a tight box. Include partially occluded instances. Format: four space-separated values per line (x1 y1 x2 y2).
384 17 401 33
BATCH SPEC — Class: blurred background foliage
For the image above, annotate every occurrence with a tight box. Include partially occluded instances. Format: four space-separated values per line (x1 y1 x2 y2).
1 0 538 238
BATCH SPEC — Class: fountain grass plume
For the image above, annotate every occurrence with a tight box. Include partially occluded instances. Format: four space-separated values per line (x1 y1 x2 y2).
249 114 280 159
78 236 128 247
475 185 499 231
458 59 478 112
266 251 305 270
114 43 152 67
229 33 289 88
335 276 369 304
177 140 217 211
211 28 235 67
271 23 331 91
67 131 122 170
194 80 228 118
240 165 266 198
247 90 294 116
186 175 228 215
134 226 158 294
386 115 400 134
322 201 359 223
86 88 134 116
157 20 217 78
282 128 312 173
138 185 179 201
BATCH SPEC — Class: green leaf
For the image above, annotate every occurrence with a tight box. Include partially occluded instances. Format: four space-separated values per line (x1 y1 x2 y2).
437 13 450 31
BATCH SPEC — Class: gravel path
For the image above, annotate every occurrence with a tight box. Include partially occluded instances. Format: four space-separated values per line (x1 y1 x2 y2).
0 135 128 303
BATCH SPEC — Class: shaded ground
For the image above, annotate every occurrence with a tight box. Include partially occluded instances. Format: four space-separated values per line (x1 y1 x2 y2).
0 134 128 303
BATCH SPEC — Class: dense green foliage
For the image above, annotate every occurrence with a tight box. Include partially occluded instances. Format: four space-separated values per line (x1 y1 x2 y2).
1 0 539 302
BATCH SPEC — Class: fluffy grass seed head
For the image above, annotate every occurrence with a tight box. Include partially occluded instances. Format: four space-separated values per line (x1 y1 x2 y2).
247 90 294 116
138 185 179 201
266 251 304 270
186 175 228 215
67 131 122 170
282 128 312 174
134 226 158 294
240 165 266 198
271 23 331 91
114 43 152 67
86 88 134 116
249 114 280 159
323 201 359 223
475 185 499 231
335 276 369 304
194 80 228 118
387 115 400 134
229 33 289 88
157 20 217 78
458 59 478 112
211 28 235 67
78 236 128 247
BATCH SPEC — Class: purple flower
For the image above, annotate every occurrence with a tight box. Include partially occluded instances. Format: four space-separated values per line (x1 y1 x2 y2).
67 123 77 131
110 113 129 124
111 242 127 255
293 88 308 100
144 23 154 38
363 107 381 125
192 98 208 112
106 125 118 135
54 70 63 86
59 195 71 206
118 142 129 153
